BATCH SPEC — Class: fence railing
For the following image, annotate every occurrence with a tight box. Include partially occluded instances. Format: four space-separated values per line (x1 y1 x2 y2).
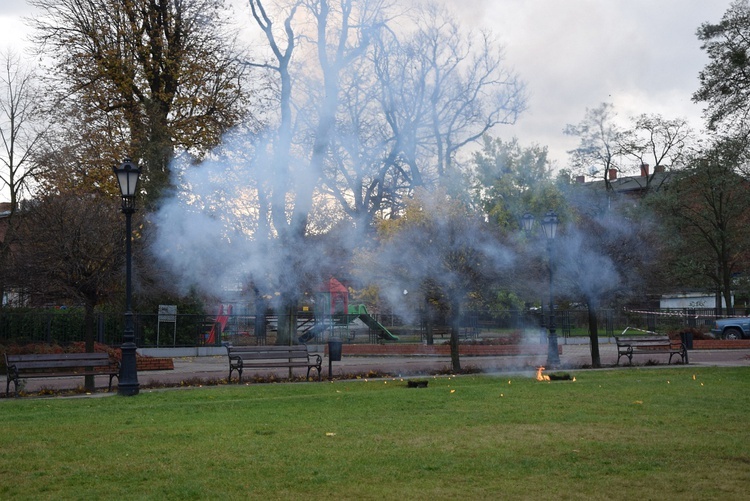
0 312 228 348
0 307 730 347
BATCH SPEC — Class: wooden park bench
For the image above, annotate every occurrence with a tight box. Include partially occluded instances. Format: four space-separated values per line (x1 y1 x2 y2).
615 331 688 366
227 345 322 383
5 352 120 397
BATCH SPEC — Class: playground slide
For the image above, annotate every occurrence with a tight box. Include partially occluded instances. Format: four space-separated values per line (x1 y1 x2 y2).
356 312 399 341
298 304 399 342
206 305 232 345
298 322 328 343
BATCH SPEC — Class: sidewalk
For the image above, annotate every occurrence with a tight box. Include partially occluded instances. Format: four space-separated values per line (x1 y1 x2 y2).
3 342 750 396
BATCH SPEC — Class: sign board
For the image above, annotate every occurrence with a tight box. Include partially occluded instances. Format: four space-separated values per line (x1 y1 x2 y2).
157 305 177 346
158 305 177 323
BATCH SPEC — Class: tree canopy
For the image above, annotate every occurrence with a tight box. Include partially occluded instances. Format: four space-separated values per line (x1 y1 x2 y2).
695 0 750 134
356 188 513 370
29 0 252 205
645 136 750 311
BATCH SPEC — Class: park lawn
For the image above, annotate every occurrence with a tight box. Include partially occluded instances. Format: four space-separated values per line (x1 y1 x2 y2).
1 367 749 500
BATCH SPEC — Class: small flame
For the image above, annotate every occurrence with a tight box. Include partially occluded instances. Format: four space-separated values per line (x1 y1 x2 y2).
536 367 550 381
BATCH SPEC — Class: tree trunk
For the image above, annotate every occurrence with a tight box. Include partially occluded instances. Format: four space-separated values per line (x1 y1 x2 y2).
254 293 267 344
423 299 434 345
449 300 461 372
276 295 297 346
586 301 601 368
722 263 733 314
141 100 173 206
84 302 96 392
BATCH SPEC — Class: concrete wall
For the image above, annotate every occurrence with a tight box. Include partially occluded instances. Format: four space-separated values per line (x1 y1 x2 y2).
660 293 730 309
138 346 229 358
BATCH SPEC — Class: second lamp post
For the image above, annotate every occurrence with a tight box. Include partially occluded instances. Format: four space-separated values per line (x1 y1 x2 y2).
113 159 141 396
522 210 561 367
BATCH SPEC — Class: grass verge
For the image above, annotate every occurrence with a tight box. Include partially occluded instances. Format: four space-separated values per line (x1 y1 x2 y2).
1 367 749 500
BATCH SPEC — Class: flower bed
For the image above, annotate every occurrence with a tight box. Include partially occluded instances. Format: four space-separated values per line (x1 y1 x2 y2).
693 339 750 349
325 343 558 357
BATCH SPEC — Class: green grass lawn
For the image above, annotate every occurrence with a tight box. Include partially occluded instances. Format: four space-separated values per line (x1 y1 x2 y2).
1 367 749 500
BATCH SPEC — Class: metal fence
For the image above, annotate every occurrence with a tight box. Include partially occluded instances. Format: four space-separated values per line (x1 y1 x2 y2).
0 307 727 347
0 312 229 348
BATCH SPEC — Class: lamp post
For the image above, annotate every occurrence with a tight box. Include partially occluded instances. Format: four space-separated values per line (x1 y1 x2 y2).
522 210 561 367
113 159 141 396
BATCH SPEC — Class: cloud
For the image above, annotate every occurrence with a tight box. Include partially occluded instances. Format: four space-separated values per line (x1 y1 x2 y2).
0 0 733 167
452 0 731 166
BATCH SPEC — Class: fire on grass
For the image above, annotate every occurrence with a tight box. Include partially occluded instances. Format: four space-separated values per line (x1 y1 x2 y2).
536 366 576 382
536 366 550 381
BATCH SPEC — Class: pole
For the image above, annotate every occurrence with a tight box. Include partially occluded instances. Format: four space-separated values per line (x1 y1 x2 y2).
118 207 140 396
547 239 560 366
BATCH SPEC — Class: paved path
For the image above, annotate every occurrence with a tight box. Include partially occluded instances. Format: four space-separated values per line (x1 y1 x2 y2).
3 342 749 396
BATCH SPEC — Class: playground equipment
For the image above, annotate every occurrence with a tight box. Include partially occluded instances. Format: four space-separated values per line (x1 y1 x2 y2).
347 304 399 341
297 304 399 343
206 304 232 345
297 278 399 343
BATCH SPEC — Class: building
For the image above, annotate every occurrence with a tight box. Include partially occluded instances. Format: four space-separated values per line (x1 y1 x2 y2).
576 163 670 199
659 292 731 310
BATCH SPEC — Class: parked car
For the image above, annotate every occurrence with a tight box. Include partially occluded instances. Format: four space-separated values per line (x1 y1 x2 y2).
710 318 750 340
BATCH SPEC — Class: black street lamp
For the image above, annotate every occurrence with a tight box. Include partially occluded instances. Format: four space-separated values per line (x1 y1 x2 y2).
521 212 535 234
522 210 561 367
113 159 141 396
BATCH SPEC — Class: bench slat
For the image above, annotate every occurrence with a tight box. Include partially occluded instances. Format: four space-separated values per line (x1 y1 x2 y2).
238 362 312 368
231 353 310 361
618 343 674 347
628 347 676 351
13 370 118 378
229 348 311 358
227 345 307 353
7 353 111 362
12 360 115 369
616 336 671 343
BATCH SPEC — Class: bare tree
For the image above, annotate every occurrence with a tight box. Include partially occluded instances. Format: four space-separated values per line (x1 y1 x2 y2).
322 4 526 227
244 0 387 343
416 6 526 184
564 102 623 192
567 105 696 184
358 188 506 371
10 193 124 390
148 1 526 348
619 114 694 172
0 51 47 307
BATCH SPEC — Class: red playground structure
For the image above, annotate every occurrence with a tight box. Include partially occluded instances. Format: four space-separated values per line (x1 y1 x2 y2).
206 304 232 345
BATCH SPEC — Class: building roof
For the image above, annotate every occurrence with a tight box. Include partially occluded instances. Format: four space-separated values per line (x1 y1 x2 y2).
581 168 671 196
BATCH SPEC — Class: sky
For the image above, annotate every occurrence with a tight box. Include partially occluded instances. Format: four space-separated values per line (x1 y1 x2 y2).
0 0 734 170
460 0 733 170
